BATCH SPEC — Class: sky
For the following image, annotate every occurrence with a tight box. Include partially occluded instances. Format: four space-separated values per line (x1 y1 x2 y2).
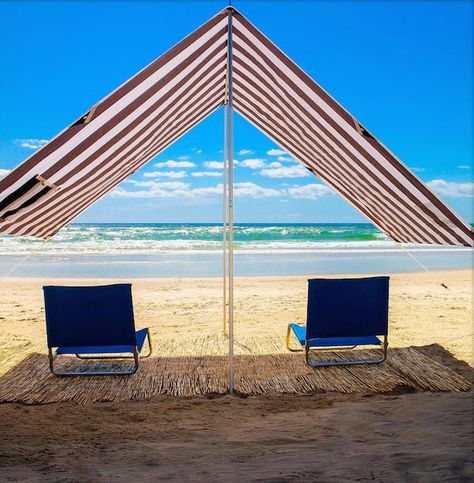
0 0 472 224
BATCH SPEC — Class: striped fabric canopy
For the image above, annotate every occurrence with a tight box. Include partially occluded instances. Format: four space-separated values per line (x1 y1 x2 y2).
0 7 472 246
0 9 229 239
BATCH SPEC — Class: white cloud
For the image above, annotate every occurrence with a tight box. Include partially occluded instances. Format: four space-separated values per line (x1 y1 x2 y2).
240 158 266 169
267 148 287 156
204 161 224 169
269 161 282 168
192 148 203 154
260 165 309 178
195 182 282 199
191 171 222 177
111 181 194 199
113 180 282 200
409 167 425 173
142 170 187 179
192 184 224 196
0 168 10 179
111 188 193 199
427 179 474 198
238 149 253 155
457 165 471 170
125 180 190 189
15 138 48 150
111 180 193 199
154 160 195 168
287 183 333 200
234 182 282 198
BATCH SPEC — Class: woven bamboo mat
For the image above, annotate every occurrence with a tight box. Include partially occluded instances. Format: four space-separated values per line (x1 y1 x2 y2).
0 347 469 405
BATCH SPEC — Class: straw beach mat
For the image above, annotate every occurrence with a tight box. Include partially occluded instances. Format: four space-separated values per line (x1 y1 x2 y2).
0 347 469 404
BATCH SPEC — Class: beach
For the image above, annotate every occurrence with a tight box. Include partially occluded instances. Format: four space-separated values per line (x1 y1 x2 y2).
0 269 473 481
1 270 473 376
1 0 472 477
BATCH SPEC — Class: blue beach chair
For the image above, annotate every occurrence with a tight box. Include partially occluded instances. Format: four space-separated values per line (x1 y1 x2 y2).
43 284 152 376
286 277 389 367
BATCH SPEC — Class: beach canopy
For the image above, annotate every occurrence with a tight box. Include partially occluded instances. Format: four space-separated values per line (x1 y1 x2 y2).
0 7 472 246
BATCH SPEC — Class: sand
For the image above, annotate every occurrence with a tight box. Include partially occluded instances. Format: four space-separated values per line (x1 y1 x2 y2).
1 269 473 375
0 269 473 481
0 388 472 482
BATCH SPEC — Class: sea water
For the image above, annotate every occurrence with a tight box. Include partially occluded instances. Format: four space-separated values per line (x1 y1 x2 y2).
0 223 472 277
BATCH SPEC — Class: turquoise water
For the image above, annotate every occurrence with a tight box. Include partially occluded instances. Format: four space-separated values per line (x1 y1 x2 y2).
0 223 390 255
0 223 472 277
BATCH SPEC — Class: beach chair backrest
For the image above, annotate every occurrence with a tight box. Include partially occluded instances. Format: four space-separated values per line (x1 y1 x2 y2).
43 284 136 348
306 277 389 339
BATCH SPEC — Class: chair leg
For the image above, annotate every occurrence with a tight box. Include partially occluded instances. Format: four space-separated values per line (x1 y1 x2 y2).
49 347 140 377
286 324 304 352
48 347 57 374
141 330 153 358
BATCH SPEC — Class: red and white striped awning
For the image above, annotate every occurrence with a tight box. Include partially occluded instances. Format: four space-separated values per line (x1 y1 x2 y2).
0 9 229 238
0 7 472 246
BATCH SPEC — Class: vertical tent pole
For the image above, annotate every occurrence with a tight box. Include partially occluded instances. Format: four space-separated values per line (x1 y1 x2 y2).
223 103 228 336
226 6 235 394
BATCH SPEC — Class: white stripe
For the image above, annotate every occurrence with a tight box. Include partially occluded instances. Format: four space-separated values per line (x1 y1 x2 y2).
0 184 44 219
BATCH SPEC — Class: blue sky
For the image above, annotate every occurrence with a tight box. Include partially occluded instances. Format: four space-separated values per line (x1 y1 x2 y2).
0 0 472 223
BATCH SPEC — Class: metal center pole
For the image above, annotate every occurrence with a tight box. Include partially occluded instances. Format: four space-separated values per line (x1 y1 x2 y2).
223 103 228 337
226 7 235 394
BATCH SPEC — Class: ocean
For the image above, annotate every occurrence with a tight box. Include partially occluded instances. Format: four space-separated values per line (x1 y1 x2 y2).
0 223 472 278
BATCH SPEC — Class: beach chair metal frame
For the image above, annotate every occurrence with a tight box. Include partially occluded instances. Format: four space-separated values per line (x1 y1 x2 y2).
44 284 153 377
286 277 389 368
48 347 141 377
286 325 388 367
48 331 153 376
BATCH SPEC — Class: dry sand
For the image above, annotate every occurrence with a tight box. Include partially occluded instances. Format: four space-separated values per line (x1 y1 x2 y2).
1 269 473 374
0 269 473 481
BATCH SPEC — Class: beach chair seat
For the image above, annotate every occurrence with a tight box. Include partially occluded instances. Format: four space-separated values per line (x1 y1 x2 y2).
56 328 150 357
44 284 152 376
286 277 389 367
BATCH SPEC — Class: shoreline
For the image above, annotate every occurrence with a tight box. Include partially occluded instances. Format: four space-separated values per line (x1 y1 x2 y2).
1 251 472 278
1 266 471 280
